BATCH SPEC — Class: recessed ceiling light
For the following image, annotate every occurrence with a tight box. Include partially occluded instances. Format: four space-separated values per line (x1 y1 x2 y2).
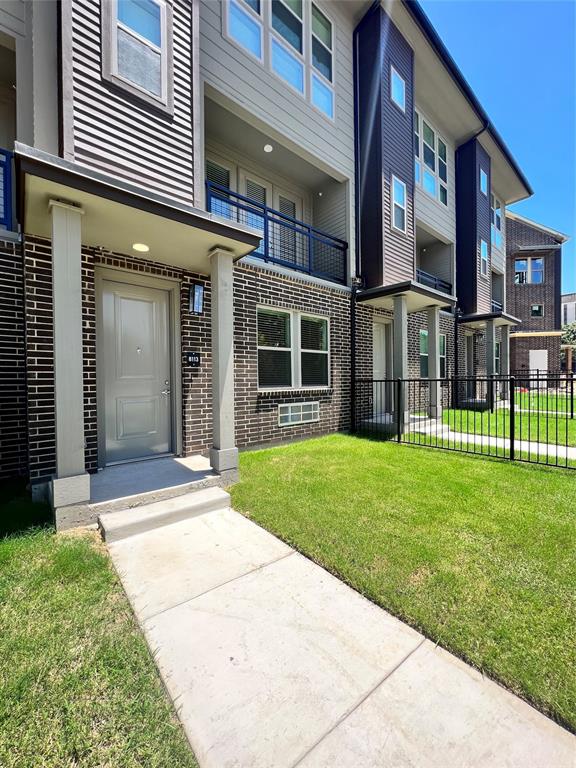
132 243 150 253
263 144 273 153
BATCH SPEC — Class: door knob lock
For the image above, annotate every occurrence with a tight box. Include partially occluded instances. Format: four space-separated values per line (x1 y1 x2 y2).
161 388 171 396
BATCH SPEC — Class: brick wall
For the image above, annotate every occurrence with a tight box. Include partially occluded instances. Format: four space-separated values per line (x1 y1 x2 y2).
0 239 27 480
511 335 561 373
234 264 353 447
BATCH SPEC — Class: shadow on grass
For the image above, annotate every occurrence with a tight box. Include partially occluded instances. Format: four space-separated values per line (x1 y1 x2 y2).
0 479 53 537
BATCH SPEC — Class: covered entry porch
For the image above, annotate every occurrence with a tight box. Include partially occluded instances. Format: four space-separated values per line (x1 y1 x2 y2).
17 144 261 523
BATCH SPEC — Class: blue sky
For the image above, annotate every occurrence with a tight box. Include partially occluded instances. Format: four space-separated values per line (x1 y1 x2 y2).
419 0 576 293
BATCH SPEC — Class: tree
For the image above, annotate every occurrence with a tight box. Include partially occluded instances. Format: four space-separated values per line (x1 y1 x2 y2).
562 322 576 346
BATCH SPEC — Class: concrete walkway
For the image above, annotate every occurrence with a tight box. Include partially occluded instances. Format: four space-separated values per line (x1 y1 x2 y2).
443 429 576 461
107 506 575 768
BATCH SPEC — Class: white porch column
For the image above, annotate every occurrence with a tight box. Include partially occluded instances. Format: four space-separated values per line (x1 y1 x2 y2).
500 324 510 400
210 247 238 474
50 199 90 508
393 295 408 427
427 305 441 419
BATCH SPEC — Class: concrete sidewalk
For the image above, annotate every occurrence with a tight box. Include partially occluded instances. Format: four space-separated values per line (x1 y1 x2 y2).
107 506 575 768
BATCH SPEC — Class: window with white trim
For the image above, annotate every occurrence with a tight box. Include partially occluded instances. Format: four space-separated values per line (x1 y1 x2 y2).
419 331 447 378
391 175 406 233
514 257 544 284
278 401 320 426
495 341 501 374
413 110 448 206
102 0 172 110
480 168 488 196
531 304 544 318
390 65 405 112
480 239 488 277
491 194 503 249
257 308 329 388
225 0 334 119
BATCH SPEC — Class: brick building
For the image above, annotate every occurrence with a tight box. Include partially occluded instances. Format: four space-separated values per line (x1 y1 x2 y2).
505 212 569 373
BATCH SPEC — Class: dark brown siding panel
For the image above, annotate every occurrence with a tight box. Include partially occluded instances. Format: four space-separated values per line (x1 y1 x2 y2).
475 143 491 313
380 10 415 286
68 0 194 204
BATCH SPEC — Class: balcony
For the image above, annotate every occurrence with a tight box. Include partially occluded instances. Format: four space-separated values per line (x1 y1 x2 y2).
206 182 347 285
0 148 14 232
415 268 452 295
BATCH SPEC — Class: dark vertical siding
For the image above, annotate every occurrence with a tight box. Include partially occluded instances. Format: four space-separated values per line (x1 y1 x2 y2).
66 0 194 204
380 10 415 286
354 6 414 290
476 143 491 313
456 138 491 314
354 5 383 287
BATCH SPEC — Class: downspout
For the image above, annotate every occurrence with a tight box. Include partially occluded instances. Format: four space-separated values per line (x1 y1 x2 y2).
350 281 357 433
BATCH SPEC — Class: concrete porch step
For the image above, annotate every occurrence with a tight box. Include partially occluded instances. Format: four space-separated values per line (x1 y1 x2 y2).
410 418 450 436
99 486 231 543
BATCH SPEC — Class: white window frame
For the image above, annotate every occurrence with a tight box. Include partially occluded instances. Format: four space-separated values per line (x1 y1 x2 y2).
439 333 447 378
413 109 448 206
391 175 407 234
101 0 173 113
419 330 447 378
223 0 335 121
530 304 544 318
390 65 406 112
278 401 320 427
480 168 488 196
515 256 545 285
490 193 503 249
257 307 330 391
495 341 501 375
480 239 489 278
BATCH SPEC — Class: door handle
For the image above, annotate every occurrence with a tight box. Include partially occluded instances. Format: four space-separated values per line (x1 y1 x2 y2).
161 388 171 396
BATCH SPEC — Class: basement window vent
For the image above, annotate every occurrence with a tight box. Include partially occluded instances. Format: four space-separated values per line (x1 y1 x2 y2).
278 402 319 427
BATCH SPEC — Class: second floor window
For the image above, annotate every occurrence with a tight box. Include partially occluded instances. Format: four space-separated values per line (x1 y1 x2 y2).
515 257 544 284
490 194 503 249
391 176 407 233
414 111 448 206
227 0 334 119
531 304 544 317
480 239 488 277
102 0 172 110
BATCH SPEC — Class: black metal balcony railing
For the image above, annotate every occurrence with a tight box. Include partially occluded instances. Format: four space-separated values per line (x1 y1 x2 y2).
491 299 503 313
206 182 347 285
415 268 452 295
0 148 13 231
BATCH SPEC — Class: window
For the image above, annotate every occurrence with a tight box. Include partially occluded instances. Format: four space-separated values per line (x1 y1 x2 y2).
229 0 263 59
311 4 333 118
531 304 544 318
490 194 503 249
257 308 329 388
413 110 448 205
564 305 569 325
420 330 447 378
480 168 488 196
102 0 172 110
495 341 501 375
480 239 488 277
390 65 406 111
515 257 544 284
419 330 428 378
226 0 334 118
391 175 406 233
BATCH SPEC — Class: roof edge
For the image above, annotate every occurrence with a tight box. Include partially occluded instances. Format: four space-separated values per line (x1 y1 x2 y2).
403 0 533 199
505 210 570 243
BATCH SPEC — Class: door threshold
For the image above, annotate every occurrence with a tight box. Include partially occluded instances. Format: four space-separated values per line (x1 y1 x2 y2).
103 452 175 469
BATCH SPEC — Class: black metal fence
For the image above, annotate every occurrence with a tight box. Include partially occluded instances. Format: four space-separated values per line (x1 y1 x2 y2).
354 374 575 470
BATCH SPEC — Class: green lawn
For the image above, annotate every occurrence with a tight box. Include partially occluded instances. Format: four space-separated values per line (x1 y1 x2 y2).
231 434 576 732
516 390 573 414
0 500 197 766
442 407 576 447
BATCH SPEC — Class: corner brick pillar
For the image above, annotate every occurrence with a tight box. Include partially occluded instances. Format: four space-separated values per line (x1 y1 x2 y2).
50 199 90 508
209 247 238 474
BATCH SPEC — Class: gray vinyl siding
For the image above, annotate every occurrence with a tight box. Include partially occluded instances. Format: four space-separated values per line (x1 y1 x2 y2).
199 0 355 270
313 178 348 242
66 0 195 204
0 1 26 37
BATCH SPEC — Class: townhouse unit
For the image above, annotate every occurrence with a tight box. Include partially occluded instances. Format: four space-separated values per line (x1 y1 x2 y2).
0 0 532 523
505 212 569 373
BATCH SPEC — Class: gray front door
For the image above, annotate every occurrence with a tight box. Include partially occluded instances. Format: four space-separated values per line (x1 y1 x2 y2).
101 279 172 464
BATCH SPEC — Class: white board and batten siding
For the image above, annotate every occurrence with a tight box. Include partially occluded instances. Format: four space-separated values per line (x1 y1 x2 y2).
199 0 356 274
65 0 196 206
